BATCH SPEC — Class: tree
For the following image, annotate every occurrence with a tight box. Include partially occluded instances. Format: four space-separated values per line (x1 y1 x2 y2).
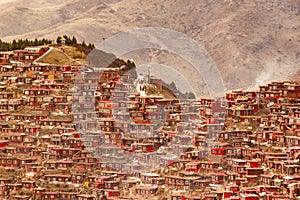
185 92 196 99
34 38 38 46
42 38 46 45
126 60 136 69
72 36 77 45
0 38 51 51
87 43 95 49
56 36 61 44
12 40 17 49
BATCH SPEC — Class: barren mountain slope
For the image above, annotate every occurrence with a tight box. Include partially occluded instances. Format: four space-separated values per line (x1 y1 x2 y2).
0 0 299 92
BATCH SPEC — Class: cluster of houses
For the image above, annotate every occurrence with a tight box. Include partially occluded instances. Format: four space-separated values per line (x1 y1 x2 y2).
0 45 299 199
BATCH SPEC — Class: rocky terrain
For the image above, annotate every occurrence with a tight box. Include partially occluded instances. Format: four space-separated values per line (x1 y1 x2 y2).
0 0 299 94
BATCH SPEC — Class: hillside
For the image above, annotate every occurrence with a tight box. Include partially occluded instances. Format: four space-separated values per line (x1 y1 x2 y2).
0 0 299 94
34 47 81 65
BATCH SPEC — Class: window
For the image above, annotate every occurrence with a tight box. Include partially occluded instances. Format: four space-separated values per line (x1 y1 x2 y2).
224 134 228 139
221 101 226 107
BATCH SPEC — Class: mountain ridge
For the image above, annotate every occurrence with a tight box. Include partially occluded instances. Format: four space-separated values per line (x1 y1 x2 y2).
0 0 298 93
